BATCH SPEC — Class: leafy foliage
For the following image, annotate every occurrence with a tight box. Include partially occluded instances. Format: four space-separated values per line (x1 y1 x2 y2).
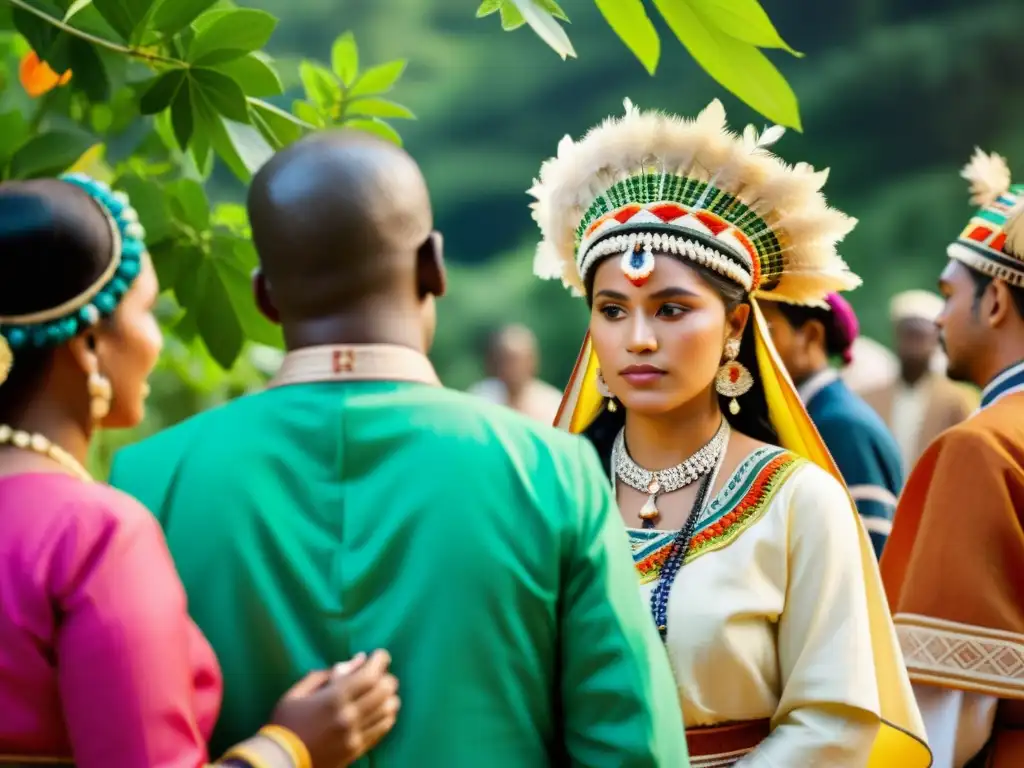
477 0 802 129
0 1 414 372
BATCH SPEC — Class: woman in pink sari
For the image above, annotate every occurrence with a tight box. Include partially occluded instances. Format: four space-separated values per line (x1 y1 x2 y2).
0 176 399 767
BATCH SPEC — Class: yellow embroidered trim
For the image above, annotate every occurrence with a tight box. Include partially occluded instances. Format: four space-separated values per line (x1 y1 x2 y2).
894 613 1024 698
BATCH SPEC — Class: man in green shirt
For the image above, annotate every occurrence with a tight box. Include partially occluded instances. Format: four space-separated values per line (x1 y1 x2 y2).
111 131 687 766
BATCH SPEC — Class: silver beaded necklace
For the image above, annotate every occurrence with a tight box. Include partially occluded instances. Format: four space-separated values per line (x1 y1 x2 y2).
612 419 730 528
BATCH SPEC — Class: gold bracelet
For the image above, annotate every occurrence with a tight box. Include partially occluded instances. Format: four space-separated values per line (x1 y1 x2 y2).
219 742 273 768
258 725 313 768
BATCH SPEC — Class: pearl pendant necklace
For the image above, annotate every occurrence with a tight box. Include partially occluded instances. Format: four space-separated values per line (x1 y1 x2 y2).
0 424 93 482
612 419 730 528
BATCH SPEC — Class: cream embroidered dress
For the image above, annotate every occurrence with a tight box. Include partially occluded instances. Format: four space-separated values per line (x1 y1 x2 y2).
629 447 881 765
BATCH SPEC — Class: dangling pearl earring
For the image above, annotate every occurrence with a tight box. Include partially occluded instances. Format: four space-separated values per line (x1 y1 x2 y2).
715 338 753 415
88 371 113 423
596 368 619 412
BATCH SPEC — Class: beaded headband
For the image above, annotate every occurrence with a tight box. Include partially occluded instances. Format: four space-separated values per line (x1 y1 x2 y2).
0 173 147 386
529 99 860 305
947 148 1024 288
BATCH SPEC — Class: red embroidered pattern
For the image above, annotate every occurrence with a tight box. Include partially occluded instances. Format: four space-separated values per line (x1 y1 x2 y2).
634 452 802 584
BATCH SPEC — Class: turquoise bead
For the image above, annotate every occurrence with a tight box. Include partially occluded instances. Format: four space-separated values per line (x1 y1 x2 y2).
95 292 116 314
122 239 144 258
45 324 64 344
32 328 49 347
109 277 129 298
60 316 79 339
6 327 26 349
119 258 141 278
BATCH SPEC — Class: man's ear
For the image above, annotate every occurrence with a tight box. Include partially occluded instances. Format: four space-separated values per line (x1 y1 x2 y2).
802 318 827 352
988 279 1018 329
417 230 446 299
252 267 280 324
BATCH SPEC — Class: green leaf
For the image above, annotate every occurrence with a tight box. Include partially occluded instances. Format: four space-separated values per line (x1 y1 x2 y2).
536 0 569 22
250 99 307 147
167 178 210 231
63 0 93 23
170 84 194 149
299 61 340 110
67 39 110 102
176 250 245 368
8 130 96 179
344 118 402 147
349 60 406 98
191 68 250 123
13 2 74 73
476 0 502 18
331 31 358 87
689 0 801 56
89 104 113 133
345 98 415 120
211 203 249 232
150 241 201 294
499 2 525 30
139 69 186 115
91 0 151 40
0 111 31 172
652 0 801 130
215 52 282 97
150 0 220 37
113 174 174 244
187 8 277 66
210 236 283 348
508 0 576 59
292 99 325 128
594 0 660 75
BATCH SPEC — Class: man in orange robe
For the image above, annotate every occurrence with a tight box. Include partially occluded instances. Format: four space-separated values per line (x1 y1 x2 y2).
881 149 1024 767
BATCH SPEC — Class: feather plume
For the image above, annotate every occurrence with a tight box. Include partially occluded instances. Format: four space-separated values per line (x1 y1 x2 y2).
961 147 1011 207
527 98 858 305
1005 198 1024 258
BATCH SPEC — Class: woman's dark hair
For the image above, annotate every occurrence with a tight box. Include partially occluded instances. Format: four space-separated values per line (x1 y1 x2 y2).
0 179 113 421
581 256 779 470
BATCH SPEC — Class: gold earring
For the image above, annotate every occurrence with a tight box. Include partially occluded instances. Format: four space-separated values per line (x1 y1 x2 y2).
715 338 753 415
88 371 113 422
596 368 618 412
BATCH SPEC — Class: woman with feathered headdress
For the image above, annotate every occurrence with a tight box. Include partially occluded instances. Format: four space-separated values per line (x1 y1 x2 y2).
530 99 932 766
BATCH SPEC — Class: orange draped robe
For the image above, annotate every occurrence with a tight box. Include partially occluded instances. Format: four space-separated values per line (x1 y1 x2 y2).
881 390 1024 766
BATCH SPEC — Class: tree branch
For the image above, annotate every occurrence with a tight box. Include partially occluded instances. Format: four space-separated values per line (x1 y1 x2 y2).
7 0 181 65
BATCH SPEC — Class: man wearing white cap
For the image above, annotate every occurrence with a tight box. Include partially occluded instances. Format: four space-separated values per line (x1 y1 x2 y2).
861 289 977 469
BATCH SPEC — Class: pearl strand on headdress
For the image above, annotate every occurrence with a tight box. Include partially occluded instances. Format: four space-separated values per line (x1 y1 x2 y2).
0 425 92 482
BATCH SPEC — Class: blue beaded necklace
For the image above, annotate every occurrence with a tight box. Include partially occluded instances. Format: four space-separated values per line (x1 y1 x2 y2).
649 473 713 641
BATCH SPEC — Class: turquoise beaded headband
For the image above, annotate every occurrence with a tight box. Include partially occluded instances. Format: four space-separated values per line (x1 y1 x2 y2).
0 173 146 386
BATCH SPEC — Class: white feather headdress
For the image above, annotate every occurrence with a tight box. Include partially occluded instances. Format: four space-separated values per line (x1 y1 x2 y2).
528 99 860 305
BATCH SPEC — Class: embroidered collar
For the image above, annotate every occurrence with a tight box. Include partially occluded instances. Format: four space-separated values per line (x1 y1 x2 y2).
797 367 839 405
268 344 440 389
980 359 1024 410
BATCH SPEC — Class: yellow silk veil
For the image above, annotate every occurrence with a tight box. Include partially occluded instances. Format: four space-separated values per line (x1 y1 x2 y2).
554 300 932 767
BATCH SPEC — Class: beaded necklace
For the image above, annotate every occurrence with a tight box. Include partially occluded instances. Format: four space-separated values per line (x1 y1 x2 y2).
614 425 730 642
0 424 92 482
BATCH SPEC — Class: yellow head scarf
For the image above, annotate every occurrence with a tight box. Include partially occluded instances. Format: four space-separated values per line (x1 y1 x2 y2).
535 99 931 767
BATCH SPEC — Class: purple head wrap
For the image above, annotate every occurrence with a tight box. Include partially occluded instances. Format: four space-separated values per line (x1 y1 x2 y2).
825 292 859 365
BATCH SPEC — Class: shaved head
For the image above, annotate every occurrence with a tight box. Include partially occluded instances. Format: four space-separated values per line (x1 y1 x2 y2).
247 130 444 349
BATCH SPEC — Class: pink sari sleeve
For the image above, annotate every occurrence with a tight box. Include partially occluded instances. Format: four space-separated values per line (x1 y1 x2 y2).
50 490 220 768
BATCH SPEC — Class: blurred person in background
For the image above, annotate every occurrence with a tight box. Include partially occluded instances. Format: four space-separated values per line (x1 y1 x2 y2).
861 289 977 468
842 336 899 394
881 148 1024 768
468 323 563 424
760 293 903 557
0 176 397 768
